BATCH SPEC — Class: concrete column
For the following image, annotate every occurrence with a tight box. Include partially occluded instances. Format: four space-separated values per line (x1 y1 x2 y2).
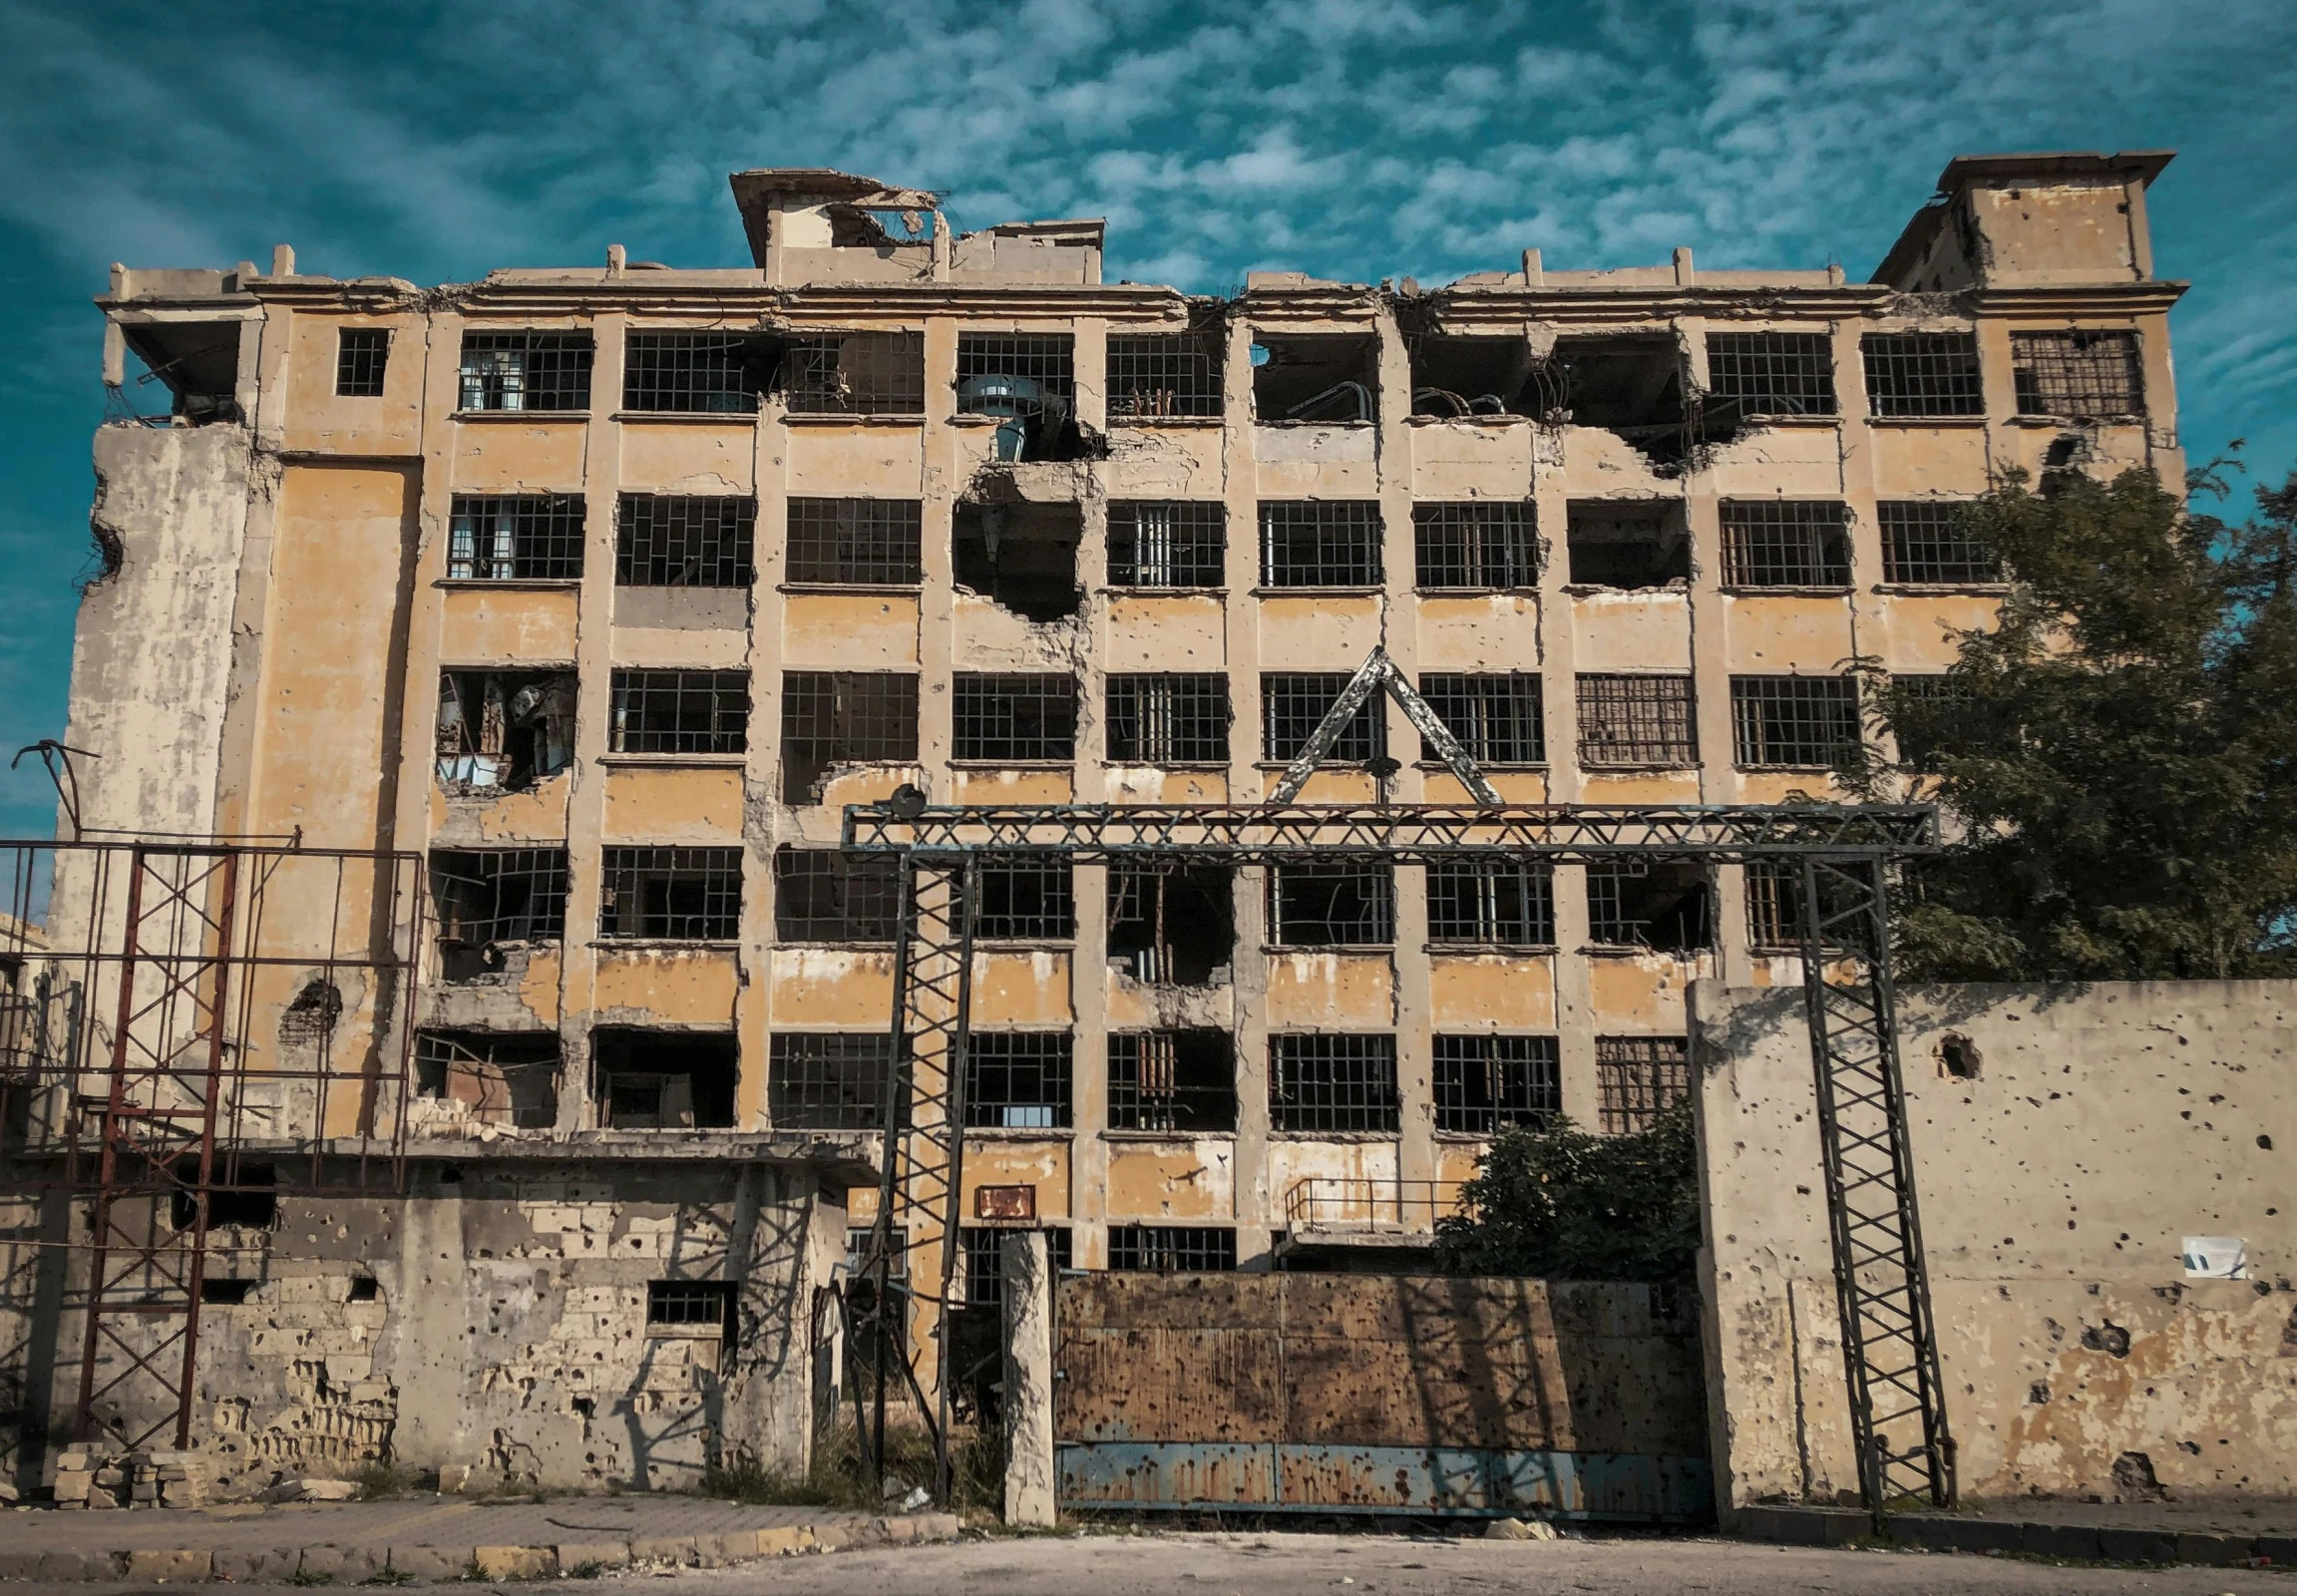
1000 1231 1056 1527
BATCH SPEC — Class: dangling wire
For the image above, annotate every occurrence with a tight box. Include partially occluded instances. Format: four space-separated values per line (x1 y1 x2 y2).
11 740 99 841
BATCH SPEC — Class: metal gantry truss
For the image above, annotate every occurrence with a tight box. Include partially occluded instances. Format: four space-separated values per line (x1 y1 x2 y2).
842 798 1954 1524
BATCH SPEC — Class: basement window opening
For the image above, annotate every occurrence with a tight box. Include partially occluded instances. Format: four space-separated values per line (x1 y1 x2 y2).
1252 332 1377 423
623 330 778 413
1538 335 1697 464
1108 862 1235 986
1703 331 1836 422
1426 857 1554 947
616 495 756 588
975 860 1075 941
430 848 570 980
954 502 1082 620
172 1163 275 1230
1260 501 1383 587
646 1279 735 1336
1434 1034 1561 1135
448 494 585 582
1413 503 1539 591
1595 1036 1691 1133
1106 673 1231 764
436 669 575 791
609 668 749 756
961 1227 1073 1309
780 671 920 804
772 848 900 942
1576 674 1697 768
1720 500 1851 588
598 847 743 941
1863 331 1983 418
1566 501 1689 590
1880 501 2001 585
121 321 243 423
414 1030 562 1128
780 331 927 416
957 333 1081 461
2012 329 2141 420
964 1032 1073 1129
459 330 593 412
1729 675 1862 769
1586 862 1712 954
1107 1224 1237 1273
199 1279 255 1306
769 1032 899 1130
953 673 1076 762
786 498 923 586
1107 1030 1237 1132
1263 673 1385 764
1271 1033 1399 1133
1418 673 1544 765
1108 502 1227 588
1269 864 1394 948
335 328 390 398
1108 331 1225 420
594 1029 739 1129
1408 333 1534 419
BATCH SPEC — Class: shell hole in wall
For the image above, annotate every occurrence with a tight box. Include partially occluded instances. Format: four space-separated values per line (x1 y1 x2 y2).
1938 1033 1982 1080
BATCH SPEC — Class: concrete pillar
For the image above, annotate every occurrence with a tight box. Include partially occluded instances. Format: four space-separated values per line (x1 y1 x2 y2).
1000 1231 1056 1526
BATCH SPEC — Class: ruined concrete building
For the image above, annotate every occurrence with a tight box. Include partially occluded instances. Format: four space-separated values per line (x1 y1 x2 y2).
4 152 2184 1491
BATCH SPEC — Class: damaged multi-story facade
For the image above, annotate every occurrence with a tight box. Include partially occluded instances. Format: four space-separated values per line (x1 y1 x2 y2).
1 150 2184 1492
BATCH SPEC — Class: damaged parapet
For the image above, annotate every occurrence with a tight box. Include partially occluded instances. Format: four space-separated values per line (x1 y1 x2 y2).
729 168 1103 288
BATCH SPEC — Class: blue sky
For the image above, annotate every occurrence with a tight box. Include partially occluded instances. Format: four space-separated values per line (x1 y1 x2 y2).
2 0 2293 836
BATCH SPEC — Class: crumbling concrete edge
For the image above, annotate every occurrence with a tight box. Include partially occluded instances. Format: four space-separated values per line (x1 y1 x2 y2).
1735 1503 2297 1570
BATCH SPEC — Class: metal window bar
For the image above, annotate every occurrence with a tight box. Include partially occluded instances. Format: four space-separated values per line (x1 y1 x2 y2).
1106 674 1230 764
1106 1032 1235 1133
1270 1033 1400 1133
962 1032 1072 1129
772 848 901 942
770 1032 899 1129
411 1031 560 1130
1107 502 1227 588
2011 329 2141 418
973 860 1073 940
1705 331 1836 418
1576 674 1697 767
1884 674 1967 771
1106 1225 1237 1272
1862 332 1983 418
780 672 920 804
598 847 743 940
1730 675 1862 768
960 1226 1072 1309
1284 1177 1462 1227
1413 503 1540 590
609 669 750 755
647 1280 734 1331
458 330 593 412
1259 501 1383 587
447 495 585 582
1585 860 1712 950
1720 501 1851 588
1594 1036 1691 1133
1263 673 1385 763
622 331 773 413
615 495 756 588
1426 857 1553 945
786 499 923 586
1417 674 1544 764
1269 864 1393 947
1432 1034 1560 1134
1107 332 1224 419
782 332 927 415
428 848 569 945
335 328 389 398
952 674 1076 762
956 334 1075 406
1879 502 2001 585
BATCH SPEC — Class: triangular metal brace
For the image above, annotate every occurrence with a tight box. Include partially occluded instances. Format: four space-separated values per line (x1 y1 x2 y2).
1269 646 1503 806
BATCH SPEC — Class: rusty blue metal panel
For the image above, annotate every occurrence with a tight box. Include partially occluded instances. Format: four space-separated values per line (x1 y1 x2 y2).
1057 1442 1280 1508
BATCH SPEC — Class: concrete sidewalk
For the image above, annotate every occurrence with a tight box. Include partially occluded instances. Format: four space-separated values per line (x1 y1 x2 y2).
1739 1498 2297 1569
0 1494 959 1582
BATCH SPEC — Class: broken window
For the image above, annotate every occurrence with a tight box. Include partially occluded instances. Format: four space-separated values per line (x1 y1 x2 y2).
1108 502 1226 588
1252 332 1377 423
1108 331 1224 420
1566 501 1690 589
459 330 592 412
1730 675 1861 768
956 333 1080 460
975 861 1074 940
646 1280 735 1335
1433 1034 1560 1135
1880 502 2000 585
2012 330 2141 419
952 674 1076 762
1586 862 1713 952
1418 674 1544 765
953 502 1082 620
1414 503 1539 591
1107 1224 1236 1272
1744 859 1867 951
171 1163 274 1230
1106 674 1230 764
1269 864 1393 948
623 331 776 413
769 1032 899 1130
616 495 756 588
772 848 900 942
1576 675 1698 768
964 1032 1072 1129
1863 332 1982 418
336 328 389 398
1720 500 1851 588
608 668 749 755
1539 336 1696 461
1263 673 1385 764
1426 858 1553 946
1409 334 1533 418
1107 1031 1237 1132
120 320 243 423
592 1028 738 1128
1259 501 1383 587
1595 1036 1691 1133
430 849 569 980
1271 1033 1398 1133
1108 863 1234 985
436 670 575 790
447 494 585 582
1705 331 1834 424
780 331 926 416
780 671 919 803
786 499 923 586
598 847 743 941
413 1030 561 1129
960 1226 1072 1308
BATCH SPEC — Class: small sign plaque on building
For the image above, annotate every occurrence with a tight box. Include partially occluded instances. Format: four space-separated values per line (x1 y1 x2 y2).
975 1184 1037 1221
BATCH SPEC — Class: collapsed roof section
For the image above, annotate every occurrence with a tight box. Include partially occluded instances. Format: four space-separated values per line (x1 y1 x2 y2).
727 168 1104 287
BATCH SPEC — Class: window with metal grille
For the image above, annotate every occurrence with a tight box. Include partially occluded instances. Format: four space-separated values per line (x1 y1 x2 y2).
1705 331 1835 418
1862 332 1983 418
1744 860 1819 950
1108 1224 1237 1272
1107 1031 1237 1132
1586 861 1713 953
1417 674 1544 765
1720 501 1850 588
785 499 923 586
459 330 592 412
1595 1036 1691 1134
1879 501 2002 585
429 849 569 961
646 1280 734 1334
1108 864 1234 986
336 328 389 397
448 495 586 582
622 331 776 413
1729 675 1861 768
616 495 756 588
961 1227 1073 1309
1106 674 1230 764
1433 1034 1560 1135
1262 673 1385 763
1260 501 1383 587
953 674 1075 762
599 847 743 940
1426 858 1553 946
414 1031 562 1129
1271 1033 1398 1133
436 669 576 793
769 1032 899 1129
781 331 926 415
957 334 1078 460
1108 502 1227 588
772 848 900 942
1108 332 1224 419
1567 501 1690 590
964 1032 1072 1129
780 672 920 803
975 861 1074 940
1884 672 1967 772
1413 502 1540 591
609 669 749 755
2012 329 2141 418
1269 864 1393 948
1576 675 1697 767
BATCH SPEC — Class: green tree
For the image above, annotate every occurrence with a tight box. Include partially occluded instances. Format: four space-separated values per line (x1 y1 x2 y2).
1869 462 2297 981
1433 1106 1699 1281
